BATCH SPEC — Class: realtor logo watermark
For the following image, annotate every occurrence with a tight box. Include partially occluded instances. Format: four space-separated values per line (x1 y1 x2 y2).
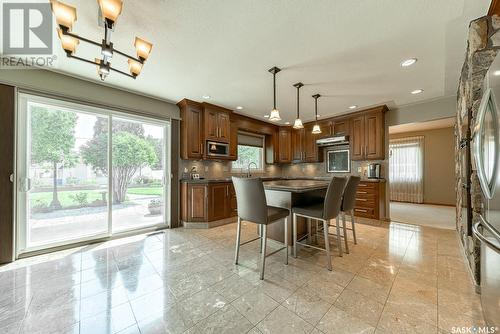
452 326 499 334
1 2 56 68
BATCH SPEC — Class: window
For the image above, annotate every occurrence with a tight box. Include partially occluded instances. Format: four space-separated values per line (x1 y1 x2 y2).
232 133 264 171
389 136 424 203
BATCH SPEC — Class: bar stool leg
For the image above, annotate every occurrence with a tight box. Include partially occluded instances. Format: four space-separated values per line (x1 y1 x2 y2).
234 217 242 265
260 224 268 280
293 213 298 258
307 218 312 244
322 219 332 271
259 225 263 253
342 212 349 254
284 217 288 265
335 217 343 257
351 210 357 244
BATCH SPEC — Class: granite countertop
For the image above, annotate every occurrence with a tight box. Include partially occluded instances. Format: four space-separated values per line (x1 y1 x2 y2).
263 180 330 193
180 176 385 184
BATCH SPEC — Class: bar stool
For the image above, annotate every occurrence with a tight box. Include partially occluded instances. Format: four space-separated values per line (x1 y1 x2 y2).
232 177 289 280
339 176 361 253
292 177 347 271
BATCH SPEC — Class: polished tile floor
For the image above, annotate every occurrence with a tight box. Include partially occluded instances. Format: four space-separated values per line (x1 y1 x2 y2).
0 219 484 334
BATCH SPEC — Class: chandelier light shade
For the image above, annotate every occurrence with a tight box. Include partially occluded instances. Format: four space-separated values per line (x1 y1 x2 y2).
134 37 153 61
128 59 143 76
57 28 79 54
268 67 282 122
51 1 152 81
50 0 77 30
293 82 304 129
97 0 123 25
312 94 322 134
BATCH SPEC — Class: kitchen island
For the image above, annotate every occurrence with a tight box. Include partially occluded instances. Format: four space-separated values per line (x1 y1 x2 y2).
263 179 330 245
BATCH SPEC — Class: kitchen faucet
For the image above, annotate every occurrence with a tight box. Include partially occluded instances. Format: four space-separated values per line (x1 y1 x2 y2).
247 162 258 178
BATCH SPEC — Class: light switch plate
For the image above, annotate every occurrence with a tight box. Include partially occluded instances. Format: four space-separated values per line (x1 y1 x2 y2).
205 166 209 172
357 167 362 173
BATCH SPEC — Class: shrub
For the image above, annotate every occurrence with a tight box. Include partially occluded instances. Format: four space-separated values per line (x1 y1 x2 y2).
70 192 89 206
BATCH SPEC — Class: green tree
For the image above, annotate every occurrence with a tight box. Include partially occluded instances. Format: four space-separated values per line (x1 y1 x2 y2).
81 120 157 203
30 106 77 209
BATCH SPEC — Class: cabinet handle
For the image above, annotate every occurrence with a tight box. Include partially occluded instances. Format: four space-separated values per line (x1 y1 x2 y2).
355 209 368 213
356 198 367 201
358 184 367 187
357 191 368 194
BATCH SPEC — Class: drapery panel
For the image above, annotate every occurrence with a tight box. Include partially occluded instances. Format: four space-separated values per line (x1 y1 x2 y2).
389 136 424 203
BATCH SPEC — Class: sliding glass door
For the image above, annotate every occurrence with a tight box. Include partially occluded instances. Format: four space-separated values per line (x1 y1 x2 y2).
16 93 170 253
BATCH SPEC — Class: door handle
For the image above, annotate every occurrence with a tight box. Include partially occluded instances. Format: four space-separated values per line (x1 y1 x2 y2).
20 177 32 192
473 217 500 254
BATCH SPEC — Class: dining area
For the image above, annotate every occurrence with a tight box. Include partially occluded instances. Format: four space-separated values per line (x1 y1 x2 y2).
232 176 361 279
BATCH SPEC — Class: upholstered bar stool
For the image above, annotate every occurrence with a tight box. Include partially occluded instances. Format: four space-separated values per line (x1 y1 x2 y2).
338 176 361 253
292 177 347 271
232 177 289 280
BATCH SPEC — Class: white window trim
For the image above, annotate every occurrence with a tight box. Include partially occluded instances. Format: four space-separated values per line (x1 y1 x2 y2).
231 132 265 173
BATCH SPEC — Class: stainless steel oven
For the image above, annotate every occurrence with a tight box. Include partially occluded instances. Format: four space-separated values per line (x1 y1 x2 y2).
206 141 229 157
327 146 350 173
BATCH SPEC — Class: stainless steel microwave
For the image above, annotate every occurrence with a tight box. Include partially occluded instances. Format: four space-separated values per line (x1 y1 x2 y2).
327 147 350 173
207 141 229 157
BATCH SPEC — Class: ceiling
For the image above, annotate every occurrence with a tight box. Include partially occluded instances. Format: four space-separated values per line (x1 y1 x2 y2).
49 0 489 123
389 117 455 134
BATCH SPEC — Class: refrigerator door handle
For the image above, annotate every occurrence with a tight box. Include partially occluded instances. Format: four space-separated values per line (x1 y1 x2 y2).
473 216 500 255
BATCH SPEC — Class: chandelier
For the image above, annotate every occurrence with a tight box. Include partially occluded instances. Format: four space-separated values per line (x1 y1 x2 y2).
50 0 153 81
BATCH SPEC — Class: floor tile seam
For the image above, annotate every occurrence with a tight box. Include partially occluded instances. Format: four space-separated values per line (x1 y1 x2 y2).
277 289 333 328
15 293 34 334
372 256 401 330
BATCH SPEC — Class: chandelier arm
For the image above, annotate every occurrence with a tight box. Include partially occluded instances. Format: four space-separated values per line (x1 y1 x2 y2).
113 48 144 64
109 66 137 79
62 30 101 48
67 54 99 66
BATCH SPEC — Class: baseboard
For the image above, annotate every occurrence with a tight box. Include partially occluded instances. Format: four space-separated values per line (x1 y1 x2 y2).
182 216 237 229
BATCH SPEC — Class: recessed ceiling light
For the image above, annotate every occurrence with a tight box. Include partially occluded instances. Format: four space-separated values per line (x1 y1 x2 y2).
236 106 243 110
264 115 269 118
401 58 417 67
202 95 211 99
411 89 424 95
494 70 500 76
348 105 358 109
285 122 290 125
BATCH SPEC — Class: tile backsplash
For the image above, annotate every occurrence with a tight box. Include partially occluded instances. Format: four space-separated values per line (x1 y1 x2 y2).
179 159 386 180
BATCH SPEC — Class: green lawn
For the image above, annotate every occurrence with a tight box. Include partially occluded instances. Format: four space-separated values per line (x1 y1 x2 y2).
30 187 162 208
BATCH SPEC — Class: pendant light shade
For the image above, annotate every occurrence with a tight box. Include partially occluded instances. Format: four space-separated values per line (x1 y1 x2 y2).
97 0 123 24
268 67 282 121
312 94 322 134
51 0 77 30
57 28 79 54
134 37 153 61
293 82 304 129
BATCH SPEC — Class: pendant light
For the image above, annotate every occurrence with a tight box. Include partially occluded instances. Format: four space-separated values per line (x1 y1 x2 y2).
293 82 304 129
268 67 282 121
312 94 322 134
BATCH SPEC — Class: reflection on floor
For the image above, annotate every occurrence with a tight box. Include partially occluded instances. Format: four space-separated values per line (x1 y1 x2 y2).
0 219 483 334
390 201 456 230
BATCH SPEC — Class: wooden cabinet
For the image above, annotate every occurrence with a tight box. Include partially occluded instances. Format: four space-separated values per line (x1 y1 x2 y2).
353 181 386 220
278 127 292 163
178 99 204 160
203 103 231 143
208 183 228 221
181 181 237 225
304 124 319 162
332 119 349 136
350 107 386 161
291 128 305 162
229 119 238 160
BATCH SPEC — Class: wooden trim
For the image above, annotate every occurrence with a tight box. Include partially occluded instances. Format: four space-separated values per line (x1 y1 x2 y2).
489 0 500 16
170 120 180 228
0 84 15 264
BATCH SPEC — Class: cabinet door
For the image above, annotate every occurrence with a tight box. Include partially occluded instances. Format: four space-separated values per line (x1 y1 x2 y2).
179 101 203 160
227 184 238 217
188 185 207 221
333 119 349 136
304 125 320 162
292 128 304 162
217 112 230 143
365 112 385 160
350 116 365 160
208 183 228 221
318 120 333 138
278 127 292 163
205 109 219 141
229 119 238 160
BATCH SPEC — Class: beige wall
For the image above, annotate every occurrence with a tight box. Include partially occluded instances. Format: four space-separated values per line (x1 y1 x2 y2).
387 96 456 127
389 127 455 205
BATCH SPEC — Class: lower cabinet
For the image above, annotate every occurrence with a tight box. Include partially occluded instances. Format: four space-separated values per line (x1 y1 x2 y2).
181 182 237 224
353 181 386 220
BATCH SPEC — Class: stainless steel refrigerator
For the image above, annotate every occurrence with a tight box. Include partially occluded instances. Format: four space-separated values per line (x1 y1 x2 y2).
472 77 500 327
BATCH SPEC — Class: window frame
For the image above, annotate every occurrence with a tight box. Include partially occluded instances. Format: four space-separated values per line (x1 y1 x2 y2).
231 132 265 173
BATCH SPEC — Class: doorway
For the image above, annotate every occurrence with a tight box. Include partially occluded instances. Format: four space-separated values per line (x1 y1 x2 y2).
388 118 456 229
16 93 171 254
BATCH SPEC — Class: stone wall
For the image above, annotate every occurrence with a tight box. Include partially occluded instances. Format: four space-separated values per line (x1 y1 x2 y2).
456 15 500 286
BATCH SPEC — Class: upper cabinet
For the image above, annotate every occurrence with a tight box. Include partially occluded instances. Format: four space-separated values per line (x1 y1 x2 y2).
292 128 305 162
178 99 204 160
203 103 231 143
278 127 292 163
332 118 349 136
350 106 387 161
